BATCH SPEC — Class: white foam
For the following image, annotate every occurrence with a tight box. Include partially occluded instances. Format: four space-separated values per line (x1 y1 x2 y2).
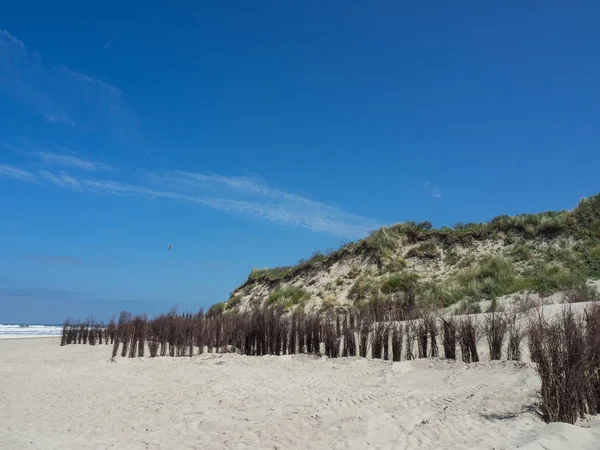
0 324 63 339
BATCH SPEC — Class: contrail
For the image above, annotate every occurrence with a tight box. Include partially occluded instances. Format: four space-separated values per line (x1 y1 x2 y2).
104 32 117 50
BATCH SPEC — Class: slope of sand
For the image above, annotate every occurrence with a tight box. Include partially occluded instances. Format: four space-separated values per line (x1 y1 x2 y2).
1 338 600 450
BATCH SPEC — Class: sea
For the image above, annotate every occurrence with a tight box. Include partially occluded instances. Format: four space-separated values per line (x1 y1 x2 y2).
0 324 63 339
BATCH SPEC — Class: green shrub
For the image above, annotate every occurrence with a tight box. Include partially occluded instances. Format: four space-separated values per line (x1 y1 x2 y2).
454 257 517 300
226 295 242 309
266 286 310 308
365 227 398 260
247 249 339 283
544 247 581 271
510 244 533 261
522 264 584 295
305 249 331 265
592 222 600 239
503 234 516 246
208 301 226 316
582 246 600 278
536 219 566 238
248 266 295 281
417 281 455 308
384 250 597 310
374 249 598 310
406 242 439 259
453 222 482 231
379 272 420 311
568 194 600 234
387 257 408 271
381 273 420 294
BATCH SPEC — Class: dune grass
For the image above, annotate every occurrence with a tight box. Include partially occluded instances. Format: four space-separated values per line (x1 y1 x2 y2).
238 195 600 314
266 286 310 309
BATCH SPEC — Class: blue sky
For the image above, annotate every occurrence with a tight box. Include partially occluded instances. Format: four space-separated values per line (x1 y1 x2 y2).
1 1 599 323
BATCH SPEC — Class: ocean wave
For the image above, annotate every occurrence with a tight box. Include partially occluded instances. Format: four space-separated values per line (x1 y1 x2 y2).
0 324 63 338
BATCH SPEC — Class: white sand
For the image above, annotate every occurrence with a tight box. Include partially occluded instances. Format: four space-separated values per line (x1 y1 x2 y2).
0 335 59 340
1 338 599 449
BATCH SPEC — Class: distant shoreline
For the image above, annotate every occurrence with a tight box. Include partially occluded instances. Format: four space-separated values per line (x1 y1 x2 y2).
0 324 63 339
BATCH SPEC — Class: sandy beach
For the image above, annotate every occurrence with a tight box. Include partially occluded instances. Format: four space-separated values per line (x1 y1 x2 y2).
1 338 599 450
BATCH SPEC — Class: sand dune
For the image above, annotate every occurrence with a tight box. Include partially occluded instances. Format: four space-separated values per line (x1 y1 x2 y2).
1 338 599 449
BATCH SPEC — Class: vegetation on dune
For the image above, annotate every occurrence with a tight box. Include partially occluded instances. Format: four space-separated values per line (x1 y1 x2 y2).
208 301 226 316
346 254 597 313
387 256 408 271
436 257 596 308
453 256 517 300
248 266 296 282
509 243 534 262
521 264 584 295
241 194 600 289
220 194 600 317
365 209 573 261
247 249 341 282
380 272 420 295
348 276 378 303
226 295 242 310
266 286 310 309
582 245 600 278
243 260 597 317
405 242 440 259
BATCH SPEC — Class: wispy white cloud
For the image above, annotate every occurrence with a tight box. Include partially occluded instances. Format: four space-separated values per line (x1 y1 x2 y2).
172 171 323 206
39 170 82 190
5 140 113 172
56 65 122 96
158 171 379 236
0 29 26 48
424 181 442 199
0 164 37 183
32 151 111 172
0 29 139 139
2 160 379 238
